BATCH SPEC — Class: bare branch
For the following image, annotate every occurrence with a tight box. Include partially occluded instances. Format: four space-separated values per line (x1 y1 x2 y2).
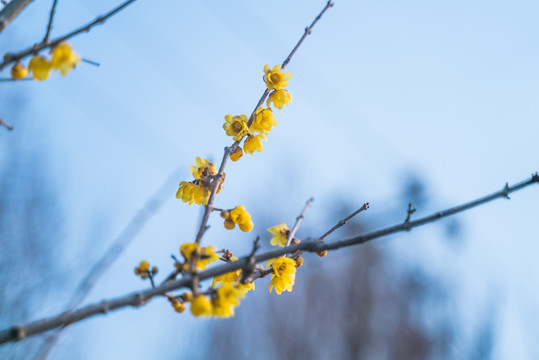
42 0 58 43
0 118 14 130
281 0 334 70
403 202 416 229
0 0 137 71
81 58 100 67
0 0 34 33
318 202 370 242
1 173 536 345
285 197 314 246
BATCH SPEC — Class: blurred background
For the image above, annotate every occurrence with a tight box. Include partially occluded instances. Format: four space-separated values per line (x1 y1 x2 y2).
0 0 538 359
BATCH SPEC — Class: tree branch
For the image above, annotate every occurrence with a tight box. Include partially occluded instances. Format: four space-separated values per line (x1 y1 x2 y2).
33 167 182 359
1 173 536 345
0 0 34 33
318 202 370 242
0 118 14 130
0 0 137 71
42 0 58 44
285 197 314 246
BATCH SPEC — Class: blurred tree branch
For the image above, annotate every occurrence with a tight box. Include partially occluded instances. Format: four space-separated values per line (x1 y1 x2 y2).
0 0 34 33
0 173 536 345
34 167 182 359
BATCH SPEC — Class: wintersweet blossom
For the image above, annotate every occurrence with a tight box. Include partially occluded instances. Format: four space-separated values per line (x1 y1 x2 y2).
268 223 290 247
223 114 249 140
221 205 253 232
11 62 28 80
190 295 212 317
180 242 219 270
176 181 210 205
50 42 81 75
190 157 217 179
267 257 297 294
28 56 51 81
230 205 254 232
211 283 245 318
267 89 292 109
263 64 292 90
250 107 277 135
243 134 266 155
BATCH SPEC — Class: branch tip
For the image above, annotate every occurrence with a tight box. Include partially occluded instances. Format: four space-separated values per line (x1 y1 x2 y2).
502 182 511 199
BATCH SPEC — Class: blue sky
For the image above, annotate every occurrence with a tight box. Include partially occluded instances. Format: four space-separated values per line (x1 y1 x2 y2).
1 0 538 358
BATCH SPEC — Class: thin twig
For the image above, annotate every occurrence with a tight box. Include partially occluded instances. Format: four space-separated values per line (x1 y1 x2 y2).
0 118 14 130
1 173 536 344
285 198 314 246
0 0 137 71
0 77 32 82
318 202 370 242
81 58 100 67
281 1 334 70
32 167 182 360
193 1 335 246
403 203 416 230
42 0 58 43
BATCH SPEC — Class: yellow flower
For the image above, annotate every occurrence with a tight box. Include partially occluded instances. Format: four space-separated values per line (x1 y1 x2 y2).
176 181 196 204
266 89 292 109
250 107 277 135
222 205 253 232
190 295 212 317
11 62 28 80
223 114 249 140
180 242 220 270
267 257 296 294
28 56 52 81
212 257 255 294
50 42 81 75
268 223 290 247
190 157 217 180
192 184 211 205
244 134 266 155
139 260 150 272
229 147 243 162
212 283 245 318
263 64 292 90
176 181 211 206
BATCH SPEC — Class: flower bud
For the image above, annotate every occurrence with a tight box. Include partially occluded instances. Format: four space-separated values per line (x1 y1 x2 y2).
316 250 328 258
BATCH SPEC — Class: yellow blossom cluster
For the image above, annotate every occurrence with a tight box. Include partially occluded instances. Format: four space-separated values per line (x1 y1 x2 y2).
220 205 253 232
176 157 224 206
179 242 220 271
10 42 81 81
220 64 292 160
267 257 296 294
190 283 245 318
133 260 158 279
165 64 298 319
